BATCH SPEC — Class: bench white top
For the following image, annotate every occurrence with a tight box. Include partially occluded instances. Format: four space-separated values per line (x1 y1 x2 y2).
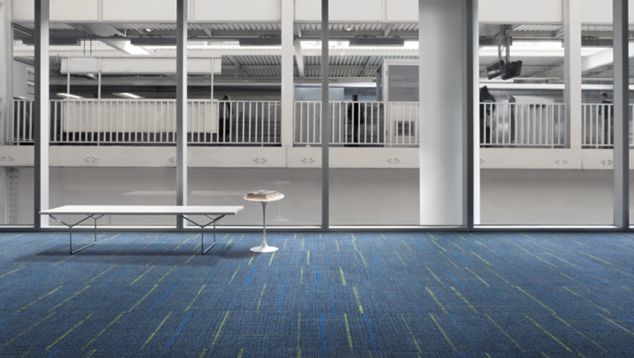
41 205 244 216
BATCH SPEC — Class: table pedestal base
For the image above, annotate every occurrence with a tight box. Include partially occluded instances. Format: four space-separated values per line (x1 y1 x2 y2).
245 195 284 254
250 242 279 253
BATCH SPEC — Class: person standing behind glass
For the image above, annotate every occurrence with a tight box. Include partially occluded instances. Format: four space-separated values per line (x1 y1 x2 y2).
218 95 232 143
479 86 496 146
508 94 517 145
600 92 613 146
347 94 365 146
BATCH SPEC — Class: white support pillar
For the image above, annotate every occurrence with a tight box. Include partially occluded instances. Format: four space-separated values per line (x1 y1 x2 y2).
280 0 295 148
419 0 477 226
564 0 582 151
34 0 50 229
613 0 629 229
176 0 188 229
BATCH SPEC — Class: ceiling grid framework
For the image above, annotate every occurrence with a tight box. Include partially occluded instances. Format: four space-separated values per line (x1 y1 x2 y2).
10 21 634 83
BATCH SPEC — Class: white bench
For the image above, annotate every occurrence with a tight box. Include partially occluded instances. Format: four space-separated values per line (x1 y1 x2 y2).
40 205 244 255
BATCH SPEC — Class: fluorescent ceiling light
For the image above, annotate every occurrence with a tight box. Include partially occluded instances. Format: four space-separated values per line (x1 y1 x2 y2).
300 40 350 50
480 42 609 58
56 93 83 99
114 92 143 99
101 39 152 55
144 40 278 50
479 39 609 58
300 40 417 51
510 40 563 49
120 42 152 55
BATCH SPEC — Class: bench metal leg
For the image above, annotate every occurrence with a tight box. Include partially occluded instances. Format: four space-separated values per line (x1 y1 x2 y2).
184 215 225 255
70 226 98 255
50 214 100 255
201 229 216 255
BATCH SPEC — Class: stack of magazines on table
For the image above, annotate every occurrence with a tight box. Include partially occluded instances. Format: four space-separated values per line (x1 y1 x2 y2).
246 190 283 200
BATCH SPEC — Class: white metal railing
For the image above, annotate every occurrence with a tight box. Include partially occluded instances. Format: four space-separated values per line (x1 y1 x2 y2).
480 102 568 148
11 99 34 144
11 99 634 149
581 103 634 148
294 101 419 147
9 99 281 146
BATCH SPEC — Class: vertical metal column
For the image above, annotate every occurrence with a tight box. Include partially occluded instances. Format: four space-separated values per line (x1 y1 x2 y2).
1 0 12 145
34 0 50 229
280 0 295 147
613 0 630 229
176 0 188 229
464 0 479 229
564 0 583 152
321 0 330 230
0 0 12 224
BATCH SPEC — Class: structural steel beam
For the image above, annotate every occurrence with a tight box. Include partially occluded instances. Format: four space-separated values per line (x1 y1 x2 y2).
321 0 330 230
34 0 50 228
613 0 629 229
176 0 188 229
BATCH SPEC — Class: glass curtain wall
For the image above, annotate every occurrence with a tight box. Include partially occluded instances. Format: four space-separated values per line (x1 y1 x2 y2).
478 19 614 225
0 27 34 226
9 1 631 230
327 20 421 226
187 0 321 226
47 4 178 227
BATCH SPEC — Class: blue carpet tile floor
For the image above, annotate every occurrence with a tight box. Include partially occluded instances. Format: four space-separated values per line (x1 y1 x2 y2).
0 232 633 357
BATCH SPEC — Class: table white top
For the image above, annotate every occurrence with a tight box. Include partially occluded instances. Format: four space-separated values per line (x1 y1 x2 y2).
243 193 285 203
41 205 244 215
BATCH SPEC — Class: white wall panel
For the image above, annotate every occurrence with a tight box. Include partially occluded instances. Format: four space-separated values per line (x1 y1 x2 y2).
103 0 176 21
4 146 634 169
332 0 382 21
11 0 34 21
51 0 99 21
294 0 319 21
11 0 634 24
386 0 418 21
194 0 280 21
480 148 581 169
579 0 634 24
480 0 563 23
295 0 382 22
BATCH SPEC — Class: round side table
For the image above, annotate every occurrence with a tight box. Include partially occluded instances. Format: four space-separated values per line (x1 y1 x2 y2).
244 193 285 253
